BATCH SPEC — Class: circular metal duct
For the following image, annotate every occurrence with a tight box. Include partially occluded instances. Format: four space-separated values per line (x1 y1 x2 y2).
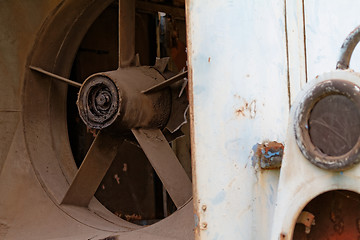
22 0 193 238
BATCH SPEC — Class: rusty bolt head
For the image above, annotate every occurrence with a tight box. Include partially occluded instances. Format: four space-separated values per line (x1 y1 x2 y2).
256 141 284 169
201 222 207 230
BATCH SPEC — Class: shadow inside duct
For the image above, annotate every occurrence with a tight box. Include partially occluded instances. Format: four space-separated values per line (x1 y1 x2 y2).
293 190 360 240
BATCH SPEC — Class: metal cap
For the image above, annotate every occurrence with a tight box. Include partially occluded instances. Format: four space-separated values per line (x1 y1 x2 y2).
77 75 120 129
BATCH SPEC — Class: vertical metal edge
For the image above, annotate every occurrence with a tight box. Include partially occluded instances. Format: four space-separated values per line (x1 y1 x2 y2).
184 0 200 239
285 0 307 105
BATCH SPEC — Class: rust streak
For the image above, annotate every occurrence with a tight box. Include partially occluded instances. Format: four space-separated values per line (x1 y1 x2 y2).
255 141 284 169
234 96 256 119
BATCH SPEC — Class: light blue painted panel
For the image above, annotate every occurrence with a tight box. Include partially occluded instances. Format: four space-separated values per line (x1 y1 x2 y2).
305 0 360 80
187 0 289 239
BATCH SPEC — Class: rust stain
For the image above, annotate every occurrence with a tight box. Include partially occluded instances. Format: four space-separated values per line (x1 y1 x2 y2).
208 57 211 62
234 95 256 119
114 174 120 184
200 222 207 230
235 108 246 117
125 213 142 221
280 233 286 240
255 141 284 169
122 163 128 172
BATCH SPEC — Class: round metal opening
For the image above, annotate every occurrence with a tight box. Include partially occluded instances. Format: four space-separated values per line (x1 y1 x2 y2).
66 3 188 224
295 79 360 170
23 0 192 233
308 94 360 156
293 190 360 240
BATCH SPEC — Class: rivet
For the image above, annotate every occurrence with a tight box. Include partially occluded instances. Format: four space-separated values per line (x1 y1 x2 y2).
201 222 207 230
202 205 207 211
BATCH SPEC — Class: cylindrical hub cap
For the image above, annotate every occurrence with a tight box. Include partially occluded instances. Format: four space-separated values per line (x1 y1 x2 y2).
77 75 120 129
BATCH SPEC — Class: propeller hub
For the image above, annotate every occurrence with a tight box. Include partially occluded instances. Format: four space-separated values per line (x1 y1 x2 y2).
77 67 172 131
77 75 120 129
95 90 111 110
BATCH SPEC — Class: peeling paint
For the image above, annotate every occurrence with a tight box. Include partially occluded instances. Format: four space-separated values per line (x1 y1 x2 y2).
194 213 199 228
254 141 284 169
234 95 257 119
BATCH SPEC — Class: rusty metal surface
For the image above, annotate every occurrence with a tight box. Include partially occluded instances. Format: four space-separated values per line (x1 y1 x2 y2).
0 0 194 239
256 141 285 169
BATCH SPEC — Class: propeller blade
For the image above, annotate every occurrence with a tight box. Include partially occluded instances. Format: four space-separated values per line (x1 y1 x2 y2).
118 0 135 68
131 128 192 208
29 66 81 88
62 130 123 207
141 70 188 94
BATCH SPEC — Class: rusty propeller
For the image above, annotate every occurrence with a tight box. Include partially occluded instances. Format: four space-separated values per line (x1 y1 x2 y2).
29 0 191 210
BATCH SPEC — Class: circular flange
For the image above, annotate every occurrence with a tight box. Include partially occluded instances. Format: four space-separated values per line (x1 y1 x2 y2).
77 75 120 129
295 76 360 170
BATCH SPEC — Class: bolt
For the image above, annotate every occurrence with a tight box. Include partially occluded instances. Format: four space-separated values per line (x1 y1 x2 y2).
257 141 284 169
201 222 207 230
96 91 111 108
202 205 207 211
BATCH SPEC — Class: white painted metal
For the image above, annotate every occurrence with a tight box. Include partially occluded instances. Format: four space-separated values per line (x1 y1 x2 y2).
187 0 360 239
187 1 289 239
305 0 360 80
286 0 307 104
271 70 360 239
